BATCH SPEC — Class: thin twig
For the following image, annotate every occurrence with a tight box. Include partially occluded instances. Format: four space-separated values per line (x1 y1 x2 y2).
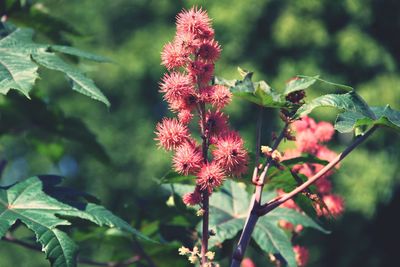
258 125 378 215
231 122 289 267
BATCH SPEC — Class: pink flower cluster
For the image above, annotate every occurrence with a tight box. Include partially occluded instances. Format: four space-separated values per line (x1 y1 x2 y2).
155 7 248 206
284 116 344 217
279 116 345 266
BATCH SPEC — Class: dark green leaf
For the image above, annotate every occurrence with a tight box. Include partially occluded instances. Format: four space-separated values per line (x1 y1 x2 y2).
0 176 148 267
284 76 318 95
215 71 287 108
32 50 110 106
281 154 329 167
295 91 375 119
0 26 110 106
50 45 111 62
335 105 400 133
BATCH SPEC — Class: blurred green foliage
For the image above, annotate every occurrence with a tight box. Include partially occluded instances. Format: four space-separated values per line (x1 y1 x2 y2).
0 0 399 266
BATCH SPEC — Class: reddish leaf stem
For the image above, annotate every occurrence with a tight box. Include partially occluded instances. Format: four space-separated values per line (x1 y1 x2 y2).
231 121 289 267
258 125 378 215
231 125 377 267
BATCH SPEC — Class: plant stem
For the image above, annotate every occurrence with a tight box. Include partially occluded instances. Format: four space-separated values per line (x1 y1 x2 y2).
258 125 378 215
199 101 210 266
231 124 377 266
231 122 289 267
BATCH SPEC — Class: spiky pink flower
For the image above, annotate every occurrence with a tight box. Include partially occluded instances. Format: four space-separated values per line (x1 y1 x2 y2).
188 60 214 84
196 162 225 193
174 32 200 54
205 110 229 136
315 121 335 142
178 109 193 124
212 131 248 176
176 7 214 40
318 194 345 217
182 187 202 206
159 72 195 105
209 84 232 110
173 142 203 175
197 40 221 62
155 118 189 150
169 92 198 112
293 245 309 267
161 42 189 70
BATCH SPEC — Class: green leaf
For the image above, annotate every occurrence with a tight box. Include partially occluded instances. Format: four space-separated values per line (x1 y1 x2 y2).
0 26 110 106
286 75 354 95
284 76 318 95
0 176 148 267
295 91 375 119
206 180 249 247
253 208 328 267
281 154 329 167
215 71 287 108
335 105 400 133
50 45 111 63
32 50 110 107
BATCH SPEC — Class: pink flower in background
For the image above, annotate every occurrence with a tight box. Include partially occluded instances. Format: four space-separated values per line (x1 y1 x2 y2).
293 245 309 267
318 194 345 217
155 118 189 150
315 121 335 142
241 258 256 267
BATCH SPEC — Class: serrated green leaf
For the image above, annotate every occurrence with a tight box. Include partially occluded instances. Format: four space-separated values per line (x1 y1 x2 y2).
284 76 318 95
295 91 375 119
168 179 326 263
335 105 400 133
32 50 110 107
0 176 148 267
0 26 110 106
50 45 111 62
215 71 287 108
203 180 249 247
253 208 328 267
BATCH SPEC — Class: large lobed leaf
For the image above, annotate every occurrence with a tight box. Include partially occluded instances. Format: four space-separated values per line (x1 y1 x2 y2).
294 90 375 119
0 25 110 106
215 71 287 108
0 176 148 267
335 105 400 133
167 180 327 266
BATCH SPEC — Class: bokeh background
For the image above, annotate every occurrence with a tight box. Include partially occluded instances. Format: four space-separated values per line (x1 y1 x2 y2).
0 0 400 266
